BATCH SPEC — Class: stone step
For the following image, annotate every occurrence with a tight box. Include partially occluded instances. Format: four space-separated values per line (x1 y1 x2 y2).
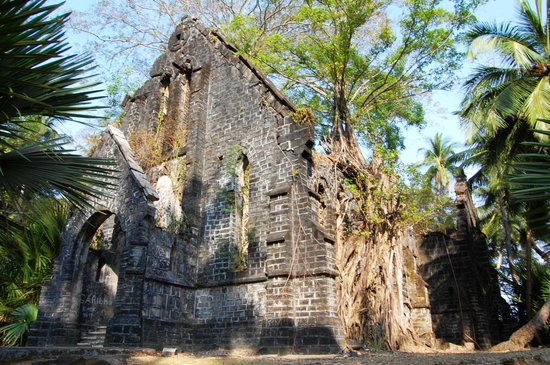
80 336 104 341
77 326 107 347
88 330 107 335
76 343 104 347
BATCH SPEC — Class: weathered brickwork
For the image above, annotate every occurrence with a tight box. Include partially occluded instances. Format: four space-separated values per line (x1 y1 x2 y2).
29 17 508 353
417 174 514 349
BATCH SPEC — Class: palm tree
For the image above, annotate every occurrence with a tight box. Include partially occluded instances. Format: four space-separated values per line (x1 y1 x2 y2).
460 0 550 140
418 133 460 194
493 123 550 350
460 0 550 350
0 0 116 212
510 126 550 240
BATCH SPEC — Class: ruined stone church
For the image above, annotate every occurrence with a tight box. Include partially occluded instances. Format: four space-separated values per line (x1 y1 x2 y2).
29 17 511 353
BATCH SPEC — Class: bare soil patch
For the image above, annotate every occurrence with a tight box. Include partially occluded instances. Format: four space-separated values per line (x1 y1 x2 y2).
1 347 549 365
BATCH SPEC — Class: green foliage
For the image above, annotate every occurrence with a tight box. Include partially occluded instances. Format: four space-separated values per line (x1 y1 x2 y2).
460 2 550 324
0 0 104 123
218 187 236 215
0 137 117 208
0 304 38 346
528 260 550 315
0 197 67 346
221 0 480 151
461 0 550 139
509 122 550 237
223 144 245 177
166 213 189 235
399 164 455 234
103 67 138 124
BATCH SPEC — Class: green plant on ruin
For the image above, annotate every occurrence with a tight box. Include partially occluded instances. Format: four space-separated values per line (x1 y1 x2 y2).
128 89 187 172
166 212 189 236
171 158 187 201
89 227 105 251
217 187 236 215
233 227 256 272
223 144 245 177
232 245 248 272
235 158 250 271
292 107 315 126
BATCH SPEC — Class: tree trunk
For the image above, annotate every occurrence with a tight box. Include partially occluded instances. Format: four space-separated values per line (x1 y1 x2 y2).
332 155 422 351
525 230 533 319
497 194 522 296
329 85 365 168
490 296 550 352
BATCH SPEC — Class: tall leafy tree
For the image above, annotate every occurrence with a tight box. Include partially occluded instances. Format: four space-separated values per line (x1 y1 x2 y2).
222 0 480 164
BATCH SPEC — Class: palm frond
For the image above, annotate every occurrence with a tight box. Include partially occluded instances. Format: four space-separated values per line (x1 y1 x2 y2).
0 0 104 125
518 0 547 55
466 22 544 69
0 137 117 208
510 124 550 236
0 303 37 346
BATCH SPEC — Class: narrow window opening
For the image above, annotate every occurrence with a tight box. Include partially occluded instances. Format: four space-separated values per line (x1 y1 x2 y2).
170 242 178 274
235 155 250 271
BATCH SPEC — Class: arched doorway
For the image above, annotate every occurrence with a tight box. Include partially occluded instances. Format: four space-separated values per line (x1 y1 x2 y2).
75 212 124 346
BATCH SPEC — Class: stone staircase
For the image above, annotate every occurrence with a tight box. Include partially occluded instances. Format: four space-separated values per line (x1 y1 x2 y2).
77 326 107 347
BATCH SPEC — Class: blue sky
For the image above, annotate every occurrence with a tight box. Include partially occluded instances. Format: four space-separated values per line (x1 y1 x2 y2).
58 0 520 171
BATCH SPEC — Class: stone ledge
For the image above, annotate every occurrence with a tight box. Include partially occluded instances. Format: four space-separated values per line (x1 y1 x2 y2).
144 273 268 289
267 268 338 279
266 231 291 244
267 183 292 198
0 347 156 362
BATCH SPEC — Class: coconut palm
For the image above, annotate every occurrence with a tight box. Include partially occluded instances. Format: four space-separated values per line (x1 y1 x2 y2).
460 0 550 139
418 133 460 194
460 0 550 349
495 126 550 350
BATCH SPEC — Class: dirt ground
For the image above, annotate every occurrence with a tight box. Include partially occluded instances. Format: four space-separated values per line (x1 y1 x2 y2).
2 347 550 365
